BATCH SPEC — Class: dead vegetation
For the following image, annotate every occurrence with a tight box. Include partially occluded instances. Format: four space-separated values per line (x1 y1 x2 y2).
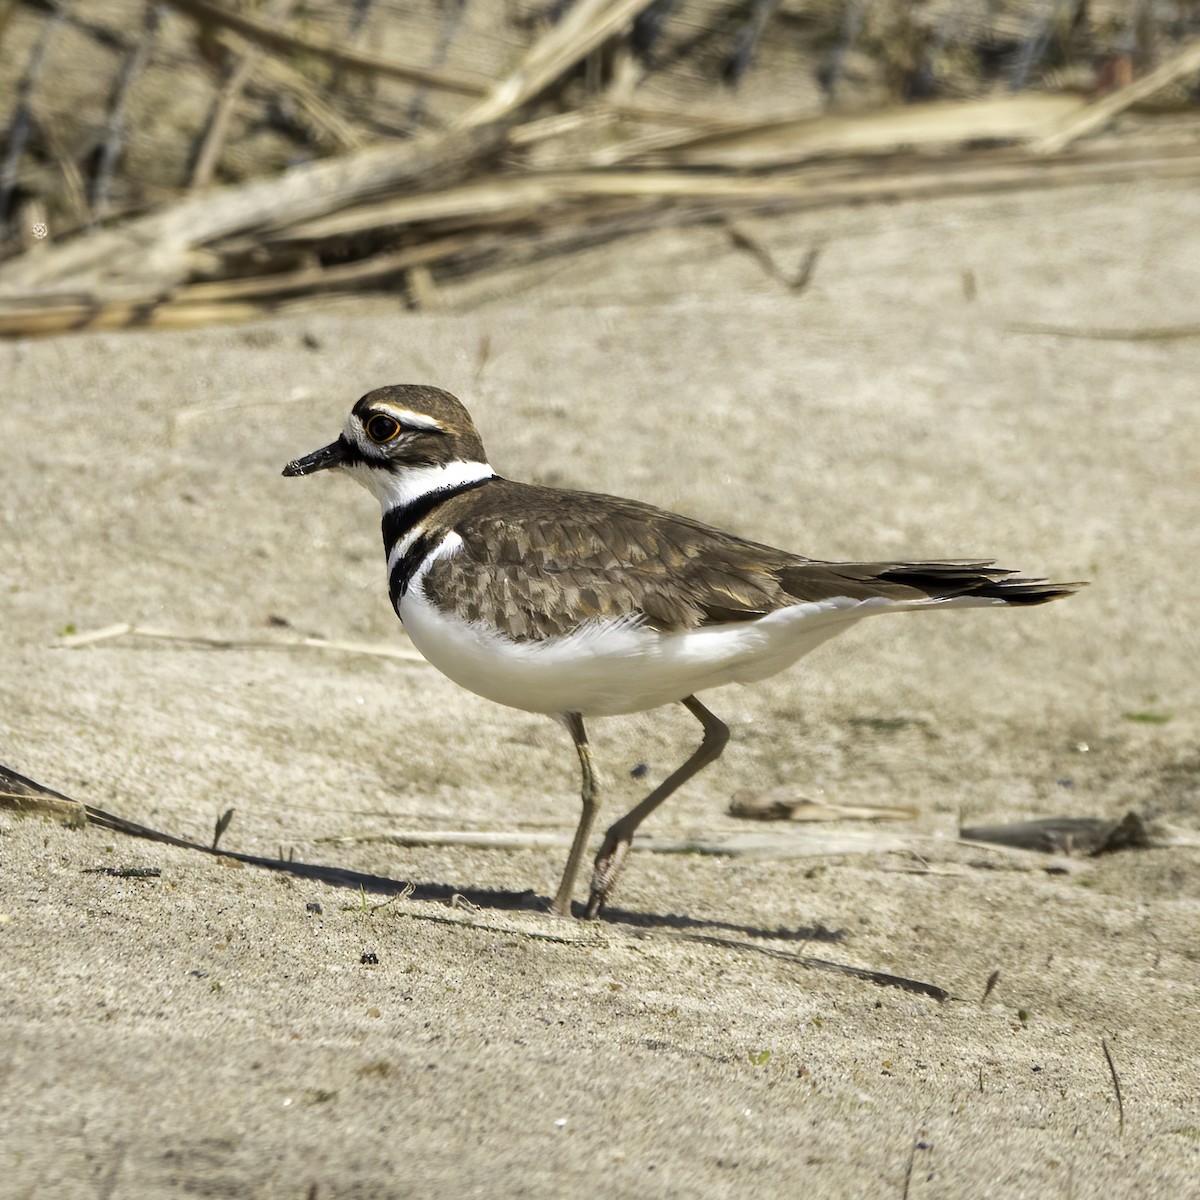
1 0 1199 336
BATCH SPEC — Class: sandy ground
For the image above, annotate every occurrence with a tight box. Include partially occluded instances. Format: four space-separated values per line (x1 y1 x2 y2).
2 178 1199 1199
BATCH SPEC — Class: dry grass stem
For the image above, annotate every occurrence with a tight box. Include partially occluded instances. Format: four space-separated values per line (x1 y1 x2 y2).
1033 39 1200 154
1006 322 1200 341
54 623 428 663
91 4 161 218
454 0 663 130
250 48 366 150
0 123 509 293
2 5 1198 340
161 0 490 96
319 828 912 859
0 0 68 233
1101 1038 1126 1134
190 0 298 192
591 94 1085 168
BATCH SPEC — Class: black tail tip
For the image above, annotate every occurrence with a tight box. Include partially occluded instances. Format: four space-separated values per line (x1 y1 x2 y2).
987 579 1088 606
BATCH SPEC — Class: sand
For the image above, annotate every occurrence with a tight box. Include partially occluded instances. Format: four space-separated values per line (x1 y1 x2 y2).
2 177 1198 1198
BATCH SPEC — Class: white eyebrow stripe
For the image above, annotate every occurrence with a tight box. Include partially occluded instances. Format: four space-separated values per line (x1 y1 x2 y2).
388 408 446 433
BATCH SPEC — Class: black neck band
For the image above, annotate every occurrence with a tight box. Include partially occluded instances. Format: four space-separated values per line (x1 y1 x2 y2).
381 474 496 557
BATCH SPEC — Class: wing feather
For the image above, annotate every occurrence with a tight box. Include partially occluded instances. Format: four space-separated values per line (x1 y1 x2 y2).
417 480 1080 642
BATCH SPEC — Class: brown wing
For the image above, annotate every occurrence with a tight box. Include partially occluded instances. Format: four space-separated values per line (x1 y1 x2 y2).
421 481 799 640
420 480 1082 642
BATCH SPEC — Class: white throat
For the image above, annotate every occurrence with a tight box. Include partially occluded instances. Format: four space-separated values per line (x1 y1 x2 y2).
348 459 495 511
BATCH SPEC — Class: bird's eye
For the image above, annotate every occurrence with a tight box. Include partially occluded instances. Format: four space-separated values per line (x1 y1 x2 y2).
365 414 401 443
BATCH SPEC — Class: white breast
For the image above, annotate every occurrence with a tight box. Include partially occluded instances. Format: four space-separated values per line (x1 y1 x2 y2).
394 534 979 718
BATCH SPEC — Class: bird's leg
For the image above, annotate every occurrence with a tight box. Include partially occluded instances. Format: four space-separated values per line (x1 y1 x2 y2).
550 712 600 918
586 695 729 919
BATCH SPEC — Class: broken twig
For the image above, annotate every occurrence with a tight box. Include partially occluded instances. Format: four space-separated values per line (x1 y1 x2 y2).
1033 39 1200 154
1102 1038 1125 1134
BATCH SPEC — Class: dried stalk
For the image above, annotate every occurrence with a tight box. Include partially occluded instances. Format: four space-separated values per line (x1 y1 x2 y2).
0 122 509 293
162 0 489 96
724 0 781 86
3 140 1199 339
320 828 912 859
92 3 162 219
455 0 663 129
41 122 90 225
0 0 70 235
181 233 487 301
262 142 1200 252
190 53 260 191
191 0 297 191
1032 38 1200 154
0 0 658 298
507 107 606 149
408 0 471 125
250 51 365 150
0 297 274 336
820 0 868 101
55 622 427 662
592 93 1086 169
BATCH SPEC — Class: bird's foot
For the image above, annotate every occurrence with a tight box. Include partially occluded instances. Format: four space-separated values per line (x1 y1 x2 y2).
585 836 630 919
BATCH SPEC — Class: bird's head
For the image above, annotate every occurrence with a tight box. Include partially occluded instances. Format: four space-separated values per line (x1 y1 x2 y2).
283 384 492 505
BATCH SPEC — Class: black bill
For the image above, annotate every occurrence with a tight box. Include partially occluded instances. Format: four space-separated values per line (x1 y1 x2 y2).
282 439 347 477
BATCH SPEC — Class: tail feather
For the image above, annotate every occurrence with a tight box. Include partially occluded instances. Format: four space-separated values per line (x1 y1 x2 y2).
877 563 1086 607
781 559 1086 607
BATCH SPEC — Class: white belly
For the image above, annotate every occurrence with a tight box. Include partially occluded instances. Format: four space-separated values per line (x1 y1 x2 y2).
399 572 905 718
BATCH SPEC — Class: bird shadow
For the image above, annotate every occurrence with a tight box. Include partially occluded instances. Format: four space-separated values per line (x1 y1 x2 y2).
161 840 847 947
1 762 940 1001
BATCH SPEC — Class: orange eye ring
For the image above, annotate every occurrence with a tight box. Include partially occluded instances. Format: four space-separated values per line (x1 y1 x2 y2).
365 414 401 443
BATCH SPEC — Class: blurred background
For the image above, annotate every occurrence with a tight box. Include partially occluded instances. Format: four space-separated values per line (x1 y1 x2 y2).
2 0 1199 327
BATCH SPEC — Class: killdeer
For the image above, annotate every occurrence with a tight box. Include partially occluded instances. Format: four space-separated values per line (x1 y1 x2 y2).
283 385 1082 918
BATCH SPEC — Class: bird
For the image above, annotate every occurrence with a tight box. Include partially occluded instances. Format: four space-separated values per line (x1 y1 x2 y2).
283 384 1082 919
